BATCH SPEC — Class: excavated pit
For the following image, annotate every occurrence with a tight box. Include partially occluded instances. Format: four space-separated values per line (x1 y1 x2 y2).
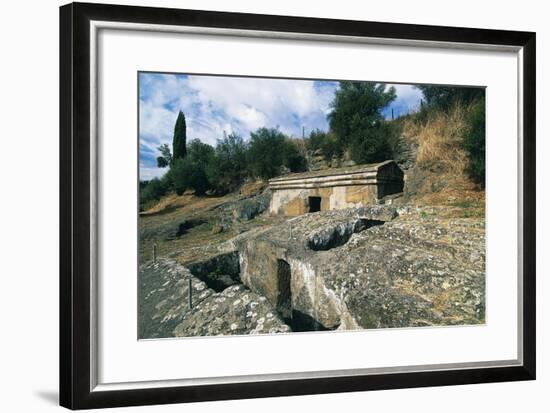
307 218 385 251
174 218 207 237
275 259 338 332
186 251 241 292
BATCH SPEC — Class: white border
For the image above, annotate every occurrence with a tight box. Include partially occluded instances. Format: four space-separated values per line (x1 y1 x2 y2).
90 21 523 391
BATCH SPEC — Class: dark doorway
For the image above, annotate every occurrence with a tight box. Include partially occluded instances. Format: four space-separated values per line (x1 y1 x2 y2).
276 259 292 322
308 196 322 213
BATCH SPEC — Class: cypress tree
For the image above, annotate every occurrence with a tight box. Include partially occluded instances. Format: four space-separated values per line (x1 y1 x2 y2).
172 111 187 163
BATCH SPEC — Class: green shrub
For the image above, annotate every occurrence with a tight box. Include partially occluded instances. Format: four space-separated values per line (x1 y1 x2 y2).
308 129 342 162
139 178 169 210
329 81 396 158
167 140 215 196
308 129 327 151
320 133 343 161
168 157 211 196
247 128 286 179
349 121 399 164
282 139 307 173
385 121 407 164
207 133 248 194
463 98 486 186
416 86 484 110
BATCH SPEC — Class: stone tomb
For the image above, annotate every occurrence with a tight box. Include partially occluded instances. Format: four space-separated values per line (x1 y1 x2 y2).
268 160 404 216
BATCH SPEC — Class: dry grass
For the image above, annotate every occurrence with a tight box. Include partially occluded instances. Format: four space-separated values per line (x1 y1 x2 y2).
399 102 485 210
239 180 267 197
402 103 471 176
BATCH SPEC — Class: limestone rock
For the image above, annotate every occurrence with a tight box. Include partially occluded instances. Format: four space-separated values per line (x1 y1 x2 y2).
139 257 290 338
234 206 485 331
173 284 291 336
231 190 270 221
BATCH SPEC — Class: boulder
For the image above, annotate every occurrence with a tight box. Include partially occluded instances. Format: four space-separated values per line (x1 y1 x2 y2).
231 190 270 221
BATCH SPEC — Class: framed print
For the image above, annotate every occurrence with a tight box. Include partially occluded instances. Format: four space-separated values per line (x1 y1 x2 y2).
59 2 536 410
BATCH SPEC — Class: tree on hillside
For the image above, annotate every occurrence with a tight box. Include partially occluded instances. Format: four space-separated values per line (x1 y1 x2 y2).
186 138 215 166
172 111 187 163
308 129 342 161
139 177 169 210
156 143 172 168
207 132 248 193
463 97 486 187
247 128 307 179
282 138 307 173
247 128 286 179
167 139 215 195
328 81 396 164
416 86 484 109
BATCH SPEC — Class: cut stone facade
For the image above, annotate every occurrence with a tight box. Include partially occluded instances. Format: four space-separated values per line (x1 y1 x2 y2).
268 160 404 216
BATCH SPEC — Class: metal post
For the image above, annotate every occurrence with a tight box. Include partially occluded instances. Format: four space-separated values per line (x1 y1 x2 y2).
188 278 193 309
153 244 157 264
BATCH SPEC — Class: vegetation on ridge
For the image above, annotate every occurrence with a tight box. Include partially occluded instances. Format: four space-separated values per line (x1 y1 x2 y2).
140 81 485 211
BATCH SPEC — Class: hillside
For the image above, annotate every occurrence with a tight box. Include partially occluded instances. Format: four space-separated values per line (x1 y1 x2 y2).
138 102 485 338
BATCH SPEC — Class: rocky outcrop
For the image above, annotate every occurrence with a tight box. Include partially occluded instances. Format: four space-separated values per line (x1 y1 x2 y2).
233 205 485 331
231 189 271 221
173 284 291 336
140 204 485 338
139 258 290 338
186 251 241 291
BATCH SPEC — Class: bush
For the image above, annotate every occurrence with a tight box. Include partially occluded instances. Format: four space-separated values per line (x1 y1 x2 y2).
385 121 407 164
463 98 486 186
247 128 286 179
308 129 327 151
166 140 215 196
349 121 396 164
139 178 169 210
308 130 342 162
207 133 248 194
416 86 484 110
168 157 210 196
329 81 396 154
282 139 307 173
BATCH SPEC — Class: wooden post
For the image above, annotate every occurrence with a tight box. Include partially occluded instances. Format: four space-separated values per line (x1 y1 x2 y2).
188 278 193 309
153 244 157 264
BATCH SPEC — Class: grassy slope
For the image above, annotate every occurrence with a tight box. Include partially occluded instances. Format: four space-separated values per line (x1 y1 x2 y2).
140 102 485 265
397 102 485 218
138 188 288 265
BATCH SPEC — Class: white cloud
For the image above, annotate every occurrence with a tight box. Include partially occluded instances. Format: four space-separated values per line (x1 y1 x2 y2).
139 74 424 179
388 84 423 113
139 165 167 181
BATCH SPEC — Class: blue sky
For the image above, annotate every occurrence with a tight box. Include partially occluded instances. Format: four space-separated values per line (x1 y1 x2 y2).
139 73 423 180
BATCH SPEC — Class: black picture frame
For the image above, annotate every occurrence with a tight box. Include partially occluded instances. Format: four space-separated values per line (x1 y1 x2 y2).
60 2 536 410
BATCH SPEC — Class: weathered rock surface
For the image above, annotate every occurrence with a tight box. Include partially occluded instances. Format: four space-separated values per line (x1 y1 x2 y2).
140 204 485 338
173 284 291 336
139 258 289 338
231 189 271 221
233 205 485 331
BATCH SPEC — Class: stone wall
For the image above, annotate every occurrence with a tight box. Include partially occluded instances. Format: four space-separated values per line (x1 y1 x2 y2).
269 185 379 216
233 205 485 332
268 161 404 216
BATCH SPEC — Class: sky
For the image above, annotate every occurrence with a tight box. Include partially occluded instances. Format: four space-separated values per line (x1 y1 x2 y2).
139 73 423 180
